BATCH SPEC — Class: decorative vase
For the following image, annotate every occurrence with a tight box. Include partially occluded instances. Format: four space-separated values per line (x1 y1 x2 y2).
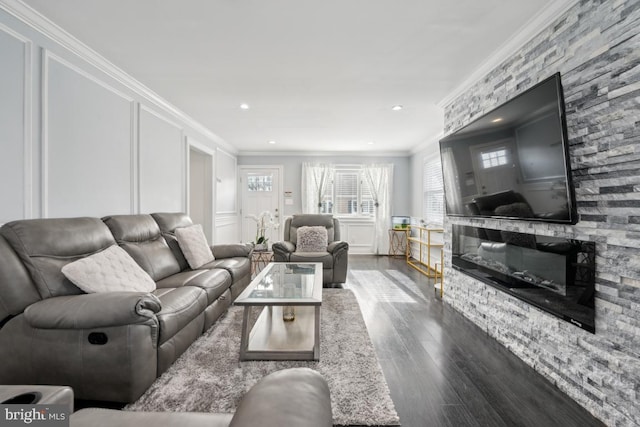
283 282 295 321
254 243 268 251
283 306 295 322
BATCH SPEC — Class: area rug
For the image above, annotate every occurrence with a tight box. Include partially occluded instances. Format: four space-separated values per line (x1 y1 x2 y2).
126 289 400 426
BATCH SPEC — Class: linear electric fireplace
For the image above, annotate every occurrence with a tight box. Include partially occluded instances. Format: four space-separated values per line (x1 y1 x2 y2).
452 225 595 333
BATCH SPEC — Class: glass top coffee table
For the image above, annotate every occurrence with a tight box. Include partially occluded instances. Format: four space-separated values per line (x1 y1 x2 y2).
235 262 323 361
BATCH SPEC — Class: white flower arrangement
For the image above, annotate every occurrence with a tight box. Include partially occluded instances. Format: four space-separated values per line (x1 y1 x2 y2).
247 210 279 246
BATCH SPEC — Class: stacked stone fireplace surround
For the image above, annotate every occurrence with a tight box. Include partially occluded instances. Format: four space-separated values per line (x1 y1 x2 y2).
441 1 639 425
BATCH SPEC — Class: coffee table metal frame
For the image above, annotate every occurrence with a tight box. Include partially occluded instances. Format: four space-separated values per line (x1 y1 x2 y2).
235 262 323 361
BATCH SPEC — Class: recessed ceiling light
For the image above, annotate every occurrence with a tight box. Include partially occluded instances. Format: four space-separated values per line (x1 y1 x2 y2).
391 105 403 111
491 117 503 123
240 103 250 110
268 140 276 145
368 141 375 145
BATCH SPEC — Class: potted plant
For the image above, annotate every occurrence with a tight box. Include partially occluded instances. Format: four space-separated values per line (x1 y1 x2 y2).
247 211 279 251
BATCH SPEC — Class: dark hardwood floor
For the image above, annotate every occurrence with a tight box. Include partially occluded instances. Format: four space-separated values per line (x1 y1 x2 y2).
344 255 604 427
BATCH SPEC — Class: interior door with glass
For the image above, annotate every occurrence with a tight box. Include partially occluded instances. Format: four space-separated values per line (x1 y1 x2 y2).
469 139 520 197
240 168 281 245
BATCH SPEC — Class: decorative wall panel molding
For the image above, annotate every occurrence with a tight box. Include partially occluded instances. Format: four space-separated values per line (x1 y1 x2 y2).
215 214 239 244
0 23 31 221
138 105 185 214
41 50 134 218
0 0 236 154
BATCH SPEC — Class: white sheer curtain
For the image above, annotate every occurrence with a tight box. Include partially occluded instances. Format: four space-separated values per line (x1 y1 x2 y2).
301 163 334 213
441 147 463 215
363 163 393 255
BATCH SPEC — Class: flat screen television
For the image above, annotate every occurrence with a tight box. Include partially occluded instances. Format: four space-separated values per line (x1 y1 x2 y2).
439 73 577 224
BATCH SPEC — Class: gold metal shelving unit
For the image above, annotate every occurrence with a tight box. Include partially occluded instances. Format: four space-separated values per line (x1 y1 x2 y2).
406 226 444 297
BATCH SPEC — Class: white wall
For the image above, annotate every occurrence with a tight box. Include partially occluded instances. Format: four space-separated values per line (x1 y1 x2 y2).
0 22 30 222
238 154 411 216
44 53 134 217
0 4 240 242
410 139 441 219
215 148 239 243
237 154 411 254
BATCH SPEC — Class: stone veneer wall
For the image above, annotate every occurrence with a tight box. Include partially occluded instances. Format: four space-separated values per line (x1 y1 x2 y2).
441 1 639 426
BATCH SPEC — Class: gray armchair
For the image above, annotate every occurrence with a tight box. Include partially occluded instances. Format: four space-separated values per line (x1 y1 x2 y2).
272 214 349 285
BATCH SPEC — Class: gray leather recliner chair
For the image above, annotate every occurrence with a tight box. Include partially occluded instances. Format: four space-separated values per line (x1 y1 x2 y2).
272 214 349 285
0 367 333 427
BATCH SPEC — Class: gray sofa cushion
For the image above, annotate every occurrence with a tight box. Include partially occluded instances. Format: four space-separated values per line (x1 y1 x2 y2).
156 269 232 304
0 235 41 318
290 251 333 268
201 258 251 284
296 226 328 252
151 212 193 271
288 214 336 244
103 215 182 281
153 287 208 344
61 245 156 293
175 224 215 269
1 218 116 298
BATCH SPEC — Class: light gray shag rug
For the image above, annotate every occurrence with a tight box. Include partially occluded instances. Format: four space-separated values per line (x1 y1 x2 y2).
126 289 400 426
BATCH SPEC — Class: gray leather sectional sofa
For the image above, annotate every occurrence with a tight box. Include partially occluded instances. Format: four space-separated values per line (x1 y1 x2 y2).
0 212 252 403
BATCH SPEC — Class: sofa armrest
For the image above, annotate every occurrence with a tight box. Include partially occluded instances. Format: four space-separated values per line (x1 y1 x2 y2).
230 368 332 427
211 243 253 259
327 240 349 254
272 241 295 254
24 292 161 329
272 241 295 262
70 409 233 427
0 385 74 412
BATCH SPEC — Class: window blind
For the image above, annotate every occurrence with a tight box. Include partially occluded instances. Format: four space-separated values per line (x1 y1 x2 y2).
335 171 358 215
423 156 444 226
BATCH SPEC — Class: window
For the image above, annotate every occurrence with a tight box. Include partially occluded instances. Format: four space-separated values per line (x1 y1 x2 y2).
481 148 508 169
321 167 374 217
247 174 273 192
423 156 444 225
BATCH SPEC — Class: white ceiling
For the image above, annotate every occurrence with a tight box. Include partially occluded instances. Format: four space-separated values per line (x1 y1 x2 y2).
22 0 556 154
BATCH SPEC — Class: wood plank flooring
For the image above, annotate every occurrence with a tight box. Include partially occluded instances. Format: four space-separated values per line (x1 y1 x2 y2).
344 255 604 427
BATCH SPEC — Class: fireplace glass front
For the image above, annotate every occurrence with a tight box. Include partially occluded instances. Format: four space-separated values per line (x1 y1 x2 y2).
452 225 595 332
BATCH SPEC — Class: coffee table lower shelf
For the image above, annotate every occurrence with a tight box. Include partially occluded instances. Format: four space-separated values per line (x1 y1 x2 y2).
239 305 320 361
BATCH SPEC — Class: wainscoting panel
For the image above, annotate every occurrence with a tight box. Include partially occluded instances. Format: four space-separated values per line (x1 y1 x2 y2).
215 214 239 244
0 24 31 223
340 220 375 254
43 51 133 218
0 5 239 224
139 106 184 213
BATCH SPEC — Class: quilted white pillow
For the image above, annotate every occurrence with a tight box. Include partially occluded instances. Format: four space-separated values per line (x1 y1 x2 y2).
61 245 156 293
175 224 215 269
296 226 329 252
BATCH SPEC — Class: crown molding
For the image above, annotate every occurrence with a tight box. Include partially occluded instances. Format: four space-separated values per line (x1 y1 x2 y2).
409 132 444 156
0 0 237 155
237 150 412 158
437 0 579 109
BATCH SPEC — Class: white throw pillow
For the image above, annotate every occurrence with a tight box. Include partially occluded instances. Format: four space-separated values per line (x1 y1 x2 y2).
175 224 215 269
61 245 156 293
296 226 329 252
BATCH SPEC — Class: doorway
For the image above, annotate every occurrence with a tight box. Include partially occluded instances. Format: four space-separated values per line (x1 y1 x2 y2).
188 144 214 243
469 139 519 197
239 166 283 245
